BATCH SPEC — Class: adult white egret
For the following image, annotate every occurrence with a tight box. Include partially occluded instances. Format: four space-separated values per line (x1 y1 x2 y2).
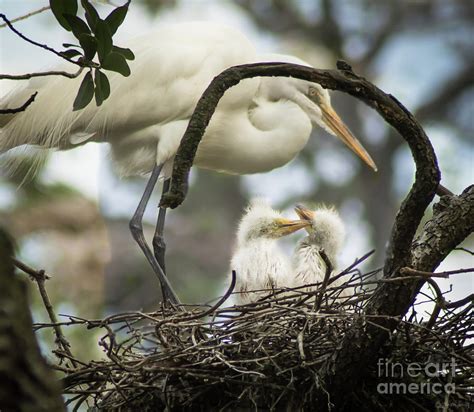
293 204 347 297
230 199 310 305
0 22 376 304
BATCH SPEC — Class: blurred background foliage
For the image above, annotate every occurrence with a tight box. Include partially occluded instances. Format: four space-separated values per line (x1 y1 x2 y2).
1 0 473 362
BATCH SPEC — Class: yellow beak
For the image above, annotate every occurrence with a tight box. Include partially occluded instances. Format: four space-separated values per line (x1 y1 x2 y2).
320 103 378 172
274 217 311 236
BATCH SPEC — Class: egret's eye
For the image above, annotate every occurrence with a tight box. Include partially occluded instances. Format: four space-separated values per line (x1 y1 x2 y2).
308 86 323 103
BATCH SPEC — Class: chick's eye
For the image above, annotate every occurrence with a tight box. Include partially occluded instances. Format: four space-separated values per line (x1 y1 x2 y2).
309 87 318 97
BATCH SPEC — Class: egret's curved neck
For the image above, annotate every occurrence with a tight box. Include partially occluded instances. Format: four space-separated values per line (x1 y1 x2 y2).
195 99 312 174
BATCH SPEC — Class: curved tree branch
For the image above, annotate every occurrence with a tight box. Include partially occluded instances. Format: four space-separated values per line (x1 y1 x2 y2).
159 60 470 408
160 61 440 274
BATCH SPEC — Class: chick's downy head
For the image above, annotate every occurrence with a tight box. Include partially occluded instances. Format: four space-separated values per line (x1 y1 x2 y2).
294 204 346 260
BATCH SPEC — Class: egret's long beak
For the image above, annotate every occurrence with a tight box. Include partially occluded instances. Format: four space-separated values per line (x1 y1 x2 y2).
274 217 311 236
320 103 378 172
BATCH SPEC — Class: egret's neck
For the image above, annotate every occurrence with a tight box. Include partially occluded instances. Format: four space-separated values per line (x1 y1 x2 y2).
194 99 312 175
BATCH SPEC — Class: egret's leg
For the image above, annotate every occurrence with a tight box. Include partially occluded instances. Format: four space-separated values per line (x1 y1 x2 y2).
129 165 180 305
153 178 170 290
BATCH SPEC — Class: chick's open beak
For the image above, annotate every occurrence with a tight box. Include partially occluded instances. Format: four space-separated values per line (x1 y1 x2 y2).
294 205 315 235
294 204 315 222
320 103 378 172
274 217 311 236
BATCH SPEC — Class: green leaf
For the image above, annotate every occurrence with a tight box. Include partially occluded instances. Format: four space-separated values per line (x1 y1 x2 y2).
78 34 97 61
102 52 130 77
63 42 80 48
104 1 129 35
64 14 91 39
95 20 113 63
50 0 78 31
81 0 100 31
73 71 94 111
112 45 135 60
60 49 82 59
94 69 111 106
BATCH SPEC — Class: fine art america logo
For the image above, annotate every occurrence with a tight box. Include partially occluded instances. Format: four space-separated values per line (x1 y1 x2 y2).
377 358 456 395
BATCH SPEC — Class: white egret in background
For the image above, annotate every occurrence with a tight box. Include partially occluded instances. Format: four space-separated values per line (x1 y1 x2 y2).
293 204 347 296
0 22 376 304
230 199 310 304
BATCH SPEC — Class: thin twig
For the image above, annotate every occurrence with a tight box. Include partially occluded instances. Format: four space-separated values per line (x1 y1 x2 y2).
313 249 333 311
0 92 37 114
445 294 473 309
0 6 50 28
400 267 474 278
1 67 84 80
0 13 81 65
454 247 474 256
13 258 77 367
424 278 445 330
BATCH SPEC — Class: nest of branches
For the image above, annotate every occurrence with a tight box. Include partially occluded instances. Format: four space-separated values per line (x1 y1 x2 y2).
34 251 472 412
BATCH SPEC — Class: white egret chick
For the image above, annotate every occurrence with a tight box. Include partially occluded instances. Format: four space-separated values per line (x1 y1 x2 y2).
231 200 310 305
292 204 347 295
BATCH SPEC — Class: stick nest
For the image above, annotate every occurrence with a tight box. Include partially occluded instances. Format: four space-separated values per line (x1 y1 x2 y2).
41 255 472 411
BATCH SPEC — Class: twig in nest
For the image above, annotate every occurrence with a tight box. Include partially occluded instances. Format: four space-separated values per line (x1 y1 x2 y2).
313 249 333 311
157 270 237 330
28 253 473 410
424 278 445 330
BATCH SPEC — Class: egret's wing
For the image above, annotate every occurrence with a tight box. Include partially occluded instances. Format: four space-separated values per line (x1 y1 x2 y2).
0 22 257 154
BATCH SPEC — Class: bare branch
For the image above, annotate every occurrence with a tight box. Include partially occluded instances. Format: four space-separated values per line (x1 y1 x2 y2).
400 266 474 278
0 6 50 28
13 258 77 367
0 13 80 65
0 92 37 114
0 67 83 81
0 230 65 411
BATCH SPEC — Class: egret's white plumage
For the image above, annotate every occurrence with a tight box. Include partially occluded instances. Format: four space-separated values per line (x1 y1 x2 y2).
230 199 309 305
292 205 347 294
0 22 376 178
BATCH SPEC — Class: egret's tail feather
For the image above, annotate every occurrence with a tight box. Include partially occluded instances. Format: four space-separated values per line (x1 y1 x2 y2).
0 146 49 184
0 71 91 156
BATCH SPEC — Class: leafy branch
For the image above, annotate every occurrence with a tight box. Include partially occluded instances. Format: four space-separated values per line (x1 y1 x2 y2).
1 1 135 112
49 0 134 110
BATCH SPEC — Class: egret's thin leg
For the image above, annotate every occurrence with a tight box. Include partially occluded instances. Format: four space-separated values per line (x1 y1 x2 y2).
129 165 180 305
153 178 170 298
